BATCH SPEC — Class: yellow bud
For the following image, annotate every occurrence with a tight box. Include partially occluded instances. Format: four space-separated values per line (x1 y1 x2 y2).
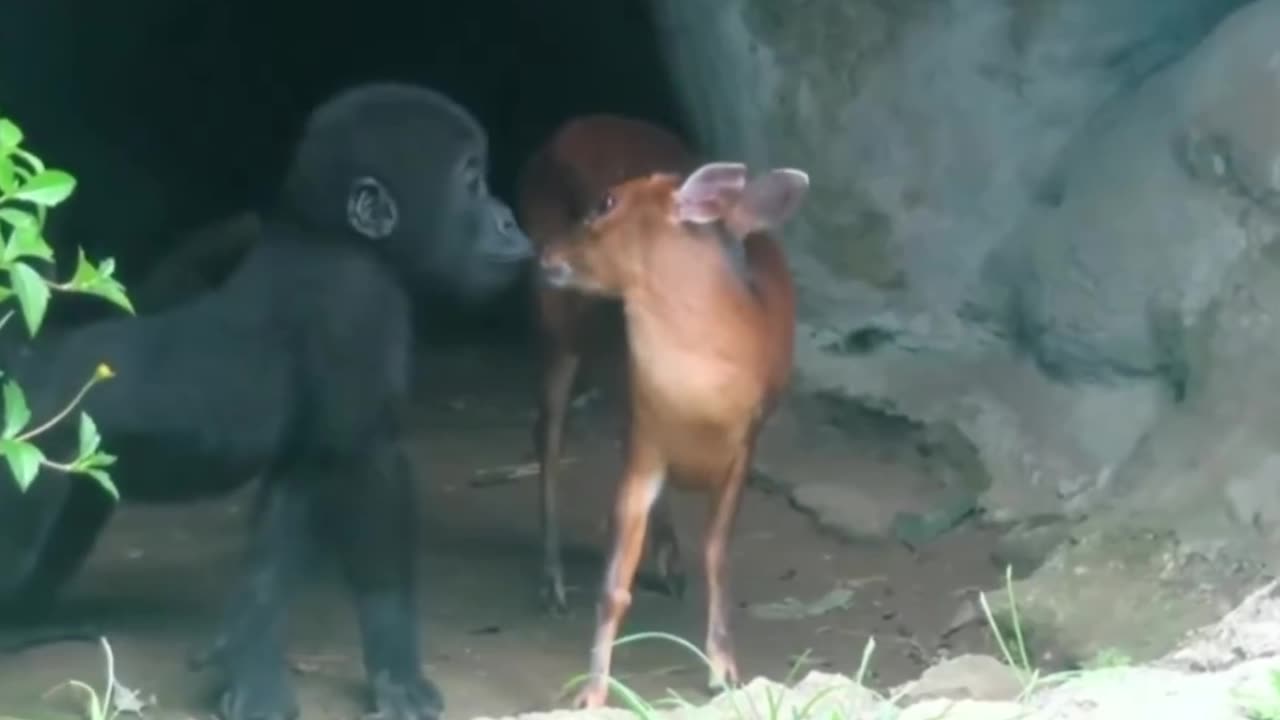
94 363 115 380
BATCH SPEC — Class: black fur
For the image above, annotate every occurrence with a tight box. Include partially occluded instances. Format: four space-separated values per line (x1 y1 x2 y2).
0 82 533 720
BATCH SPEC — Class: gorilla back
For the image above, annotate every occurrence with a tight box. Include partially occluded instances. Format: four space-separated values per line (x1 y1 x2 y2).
0 82 532 720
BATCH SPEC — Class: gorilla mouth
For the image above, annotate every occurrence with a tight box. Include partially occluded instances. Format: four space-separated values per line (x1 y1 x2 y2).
483 246 534 263
471 253 528 289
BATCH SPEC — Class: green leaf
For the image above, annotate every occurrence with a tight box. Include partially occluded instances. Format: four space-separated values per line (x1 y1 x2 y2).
9 261 51 335
68 247 100 286
75 450 117 470
2 219 53 264
13 169 76 207
0 153 15 195
83 468 119 501
77 412 101 457
0 119 23 149
2 380 30 439
0 438 45 491
91 450 117 468
84 280 134 315
12 148 44 175
0 207 36 231
67 250 134 315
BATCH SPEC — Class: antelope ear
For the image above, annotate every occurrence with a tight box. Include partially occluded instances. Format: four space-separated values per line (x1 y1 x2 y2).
727 168 810 236
674 162 748 224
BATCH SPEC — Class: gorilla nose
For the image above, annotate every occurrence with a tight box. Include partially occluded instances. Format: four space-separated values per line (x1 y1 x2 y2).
501 228 535 261
491 209 535 262
540 257 573 288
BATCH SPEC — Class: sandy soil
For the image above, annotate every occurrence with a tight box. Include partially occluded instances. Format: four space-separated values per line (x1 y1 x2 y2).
0 338 1005 719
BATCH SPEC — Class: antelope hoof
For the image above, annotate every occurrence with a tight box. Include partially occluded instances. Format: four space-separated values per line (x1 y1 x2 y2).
707 652 740 695
572 680 609 710
540 568 570 616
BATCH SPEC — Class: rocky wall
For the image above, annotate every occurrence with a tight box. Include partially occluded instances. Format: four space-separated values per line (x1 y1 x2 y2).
651 0 1280 574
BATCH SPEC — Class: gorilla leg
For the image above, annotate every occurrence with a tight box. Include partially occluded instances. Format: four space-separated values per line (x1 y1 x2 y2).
319 442 442 720
0 472 112 618
10 479 115 615
193 477 311 720
0 473 70 606
0 476 112 654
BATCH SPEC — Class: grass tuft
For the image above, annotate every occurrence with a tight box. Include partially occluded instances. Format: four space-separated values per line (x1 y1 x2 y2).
1236 668 1280 720
978 565 1041 698
2 637 133 720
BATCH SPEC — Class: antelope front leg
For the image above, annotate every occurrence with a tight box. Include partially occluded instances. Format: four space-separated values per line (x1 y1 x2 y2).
704 451 750 693
534 349 580 615
573 444 666 709
643 489 686 599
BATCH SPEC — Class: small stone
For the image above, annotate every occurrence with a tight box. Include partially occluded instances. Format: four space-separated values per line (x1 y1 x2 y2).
646 673 890 720
900 654 1024 703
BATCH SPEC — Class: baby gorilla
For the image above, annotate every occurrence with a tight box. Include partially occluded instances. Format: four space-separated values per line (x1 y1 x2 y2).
0 82 532 720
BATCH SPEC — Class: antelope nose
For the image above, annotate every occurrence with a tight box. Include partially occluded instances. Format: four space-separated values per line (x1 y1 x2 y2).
539 256 573 288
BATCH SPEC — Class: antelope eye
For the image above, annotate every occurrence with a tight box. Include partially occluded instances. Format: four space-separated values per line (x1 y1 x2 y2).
589 192 616 220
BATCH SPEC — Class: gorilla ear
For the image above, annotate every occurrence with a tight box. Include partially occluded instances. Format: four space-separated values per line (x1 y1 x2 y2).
346 176 399 239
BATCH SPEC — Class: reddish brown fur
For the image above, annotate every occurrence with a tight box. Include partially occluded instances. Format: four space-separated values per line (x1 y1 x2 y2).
540 167 801 708
515 115 697 614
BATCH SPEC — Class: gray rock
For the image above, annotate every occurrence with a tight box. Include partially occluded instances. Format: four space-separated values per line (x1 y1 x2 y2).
650 0 1280 578
752 397 981 543
1161 580 1280 672
788 481 921 541
898 699 1026 720
677 673 884 720
1024 661 1272 720
997 0 1280 386
979 527 1255 667
899 654 1024 703
990 517 1078 577
653 0 1250 320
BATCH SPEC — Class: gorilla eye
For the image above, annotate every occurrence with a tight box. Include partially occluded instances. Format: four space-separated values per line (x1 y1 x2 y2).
588 192 616 221
460 155 484 196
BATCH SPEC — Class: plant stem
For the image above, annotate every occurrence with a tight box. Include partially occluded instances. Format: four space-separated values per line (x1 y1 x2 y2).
39 456 77 473
18 371 101 442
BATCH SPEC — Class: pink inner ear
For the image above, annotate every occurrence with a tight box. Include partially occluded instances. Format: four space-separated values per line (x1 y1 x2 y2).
731 168 811 233
675 162 748 224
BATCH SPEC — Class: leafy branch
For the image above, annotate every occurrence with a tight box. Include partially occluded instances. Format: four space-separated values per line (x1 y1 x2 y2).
0 115 134 499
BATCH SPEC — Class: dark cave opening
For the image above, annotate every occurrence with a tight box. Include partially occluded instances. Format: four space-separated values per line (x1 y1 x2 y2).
0 0 689 339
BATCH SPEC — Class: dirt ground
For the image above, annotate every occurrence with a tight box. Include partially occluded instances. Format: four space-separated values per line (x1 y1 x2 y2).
0 336 1006 720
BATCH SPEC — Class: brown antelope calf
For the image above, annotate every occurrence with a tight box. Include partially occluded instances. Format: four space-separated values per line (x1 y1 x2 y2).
537 161 810 708
515 115 697 613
